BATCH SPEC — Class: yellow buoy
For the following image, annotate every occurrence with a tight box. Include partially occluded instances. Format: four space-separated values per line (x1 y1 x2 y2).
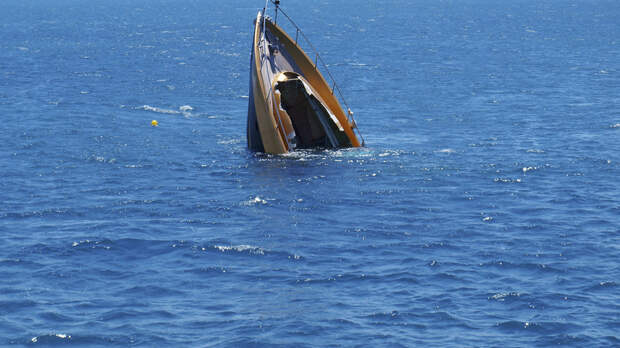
151 120 158 127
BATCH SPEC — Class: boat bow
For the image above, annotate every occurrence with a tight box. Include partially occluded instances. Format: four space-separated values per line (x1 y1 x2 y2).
247 5 363 154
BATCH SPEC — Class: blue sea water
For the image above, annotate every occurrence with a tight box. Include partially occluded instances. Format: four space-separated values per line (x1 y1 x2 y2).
1 0 619 346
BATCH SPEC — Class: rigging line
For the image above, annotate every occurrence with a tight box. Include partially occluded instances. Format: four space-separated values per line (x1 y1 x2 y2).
271 4 351 111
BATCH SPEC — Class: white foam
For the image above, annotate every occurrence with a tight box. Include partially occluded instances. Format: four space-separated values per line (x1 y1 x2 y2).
490 292 520 301
140 105 180 114
494 177 522 183
242 196 267 206
214 244 265 255
31 334 72 343
436 148 455 154
217 138 241 145
179 105 195 117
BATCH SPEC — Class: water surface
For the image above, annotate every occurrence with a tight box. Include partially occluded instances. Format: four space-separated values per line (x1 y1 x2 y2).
1 0 619 346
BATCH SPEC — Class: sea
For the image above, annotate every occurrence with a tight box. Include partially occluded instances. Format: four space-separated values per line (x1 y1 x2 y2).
1 0 619 346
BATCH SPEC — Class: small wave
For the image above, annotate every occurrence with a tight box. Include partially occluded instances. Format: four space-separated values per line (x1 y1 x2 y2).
39 311 73 322
72 239 112 250
489 292 521 301
98 309 142 321
242 196 268 206
435 148 456 154
213 244 265 255
21 333 142 346
0 299 37 312
365 310 412 323
69 238 176 260
5 207 74 219
469 140 497 148
0 258 42 269
421 241 456 250
296 273 371 284
185 266 229 275
31 333 71 343
138 104 198 117
217 138 242 145
88 154 117 164
496 320 542 331
117 285 184 298
214 49 240 57
376 149 404 157
610 123 620 128
479 260 561 273
191 241 302 261
496 320 582 334
585 281 617 291
494 177 522 183
139 105 180 115
376 310 400 319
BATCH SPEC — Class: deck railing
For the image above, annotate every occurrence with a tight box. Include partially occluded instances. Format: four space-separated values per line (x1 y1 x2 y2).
266 0 365 146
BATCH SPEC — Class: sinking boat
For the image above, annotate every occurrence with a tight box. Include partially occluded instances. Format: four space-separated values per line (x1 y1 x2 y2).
247 1 364 154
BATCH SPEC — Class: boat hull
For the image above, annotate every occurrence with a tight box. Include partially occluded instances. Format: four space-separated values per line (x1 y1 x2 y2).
247 12 361 154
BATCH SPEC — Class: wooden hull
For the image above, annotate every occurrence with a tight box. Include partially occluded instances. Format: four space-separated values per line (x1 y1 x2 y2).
247 12 361 154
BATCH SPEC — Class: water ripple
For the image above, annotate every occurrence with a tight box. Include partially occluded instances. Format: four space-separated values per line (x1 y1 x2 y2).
2 0 619 346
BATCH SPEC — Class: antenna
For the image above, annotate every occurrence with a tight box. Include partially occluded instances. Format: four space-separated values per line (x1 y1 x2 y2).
261 0 269 43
